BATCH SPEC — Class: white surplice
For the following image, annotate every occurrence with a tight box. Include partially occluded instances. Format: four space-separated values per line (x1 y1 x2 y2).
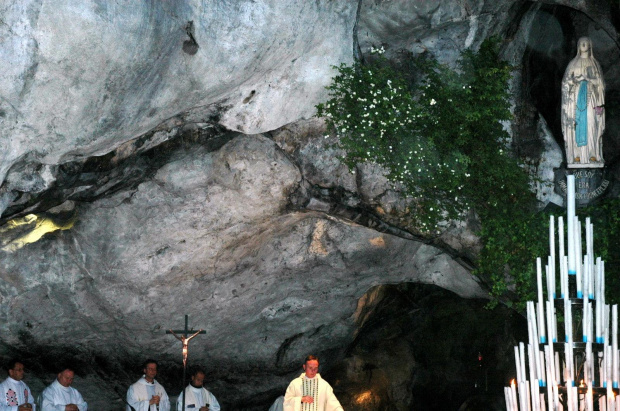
176 385 220 411
0 377 36 411
41 379 87 410
283 373 343 411
127 376 170 411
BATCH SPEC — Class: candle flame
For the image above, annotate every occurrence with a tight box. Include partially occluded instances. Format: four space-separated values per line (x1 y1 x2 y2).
355 391 373 404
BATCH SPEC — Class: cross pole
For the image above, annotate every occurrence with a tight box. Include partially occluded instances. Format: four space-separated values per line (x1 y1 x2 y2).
167 315 205 411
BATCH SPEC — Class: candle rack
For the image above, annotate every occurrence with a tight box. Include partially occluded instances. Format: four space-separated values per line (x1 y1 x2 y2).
505 175 620 411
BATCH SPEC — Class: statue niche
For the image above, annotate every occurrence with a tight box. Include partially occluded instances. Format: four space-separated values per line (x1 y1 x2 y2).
561 37 605 168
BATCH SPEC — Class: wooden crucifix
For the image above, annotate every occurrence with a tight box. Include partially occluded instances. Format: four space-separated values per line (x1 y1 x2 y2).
167 315 205 411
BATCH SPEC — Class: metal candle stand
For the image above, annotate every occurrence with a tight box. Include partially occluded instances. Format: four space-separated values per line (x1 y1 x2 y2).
505 175 620 411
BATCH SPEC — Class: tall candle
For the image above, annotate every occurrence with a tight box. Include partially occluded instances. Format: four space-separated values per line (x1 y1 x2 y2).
613 305 618 388
575 217 583 298
597 261 602 343
555 352 561 386
583 255 589 306
567 175 576 275
546 301 555 344
537 259 546 343
515 346 522 384
511 380 518 411
567 384 574 411
601 259 605 303
606 304 611 346
550 215 556 299
563 256 569 302
559 216 565 259
547 258 555 303
520 342 527 385
534 379 543 411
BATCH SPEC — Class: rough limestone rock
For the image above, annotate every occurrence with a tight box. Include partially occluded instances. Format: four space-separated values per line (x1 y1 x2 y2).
3 0 619 409
0 0 356 203
0 134 485 409
357 0 518 66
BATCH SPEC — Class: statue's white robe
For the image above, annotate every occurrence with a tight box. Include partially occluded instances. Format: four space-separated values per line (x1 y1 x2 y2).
0 377 36 411
41 379 87 411
127 377 170 411
283 373 343 411
176 385 220 411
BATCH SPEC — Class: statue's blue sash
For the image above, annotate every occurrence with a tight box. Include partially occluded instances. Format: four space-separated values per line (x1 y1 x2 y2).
575 80 588 147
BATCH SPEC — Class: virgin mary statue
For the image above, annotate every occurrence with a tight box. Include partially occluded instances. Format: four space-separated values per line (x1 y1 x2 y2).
561 37 605 167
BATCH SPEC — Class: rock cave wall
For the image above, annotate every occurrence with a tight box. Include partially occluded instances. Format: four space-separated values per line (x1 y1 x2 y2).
1 0 619 409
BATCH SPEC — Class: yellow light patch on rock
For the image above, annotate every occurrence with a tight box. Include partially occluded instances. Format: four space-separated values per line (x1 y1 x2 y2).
1 214 75 252
309 220 328 255
369 236 385 247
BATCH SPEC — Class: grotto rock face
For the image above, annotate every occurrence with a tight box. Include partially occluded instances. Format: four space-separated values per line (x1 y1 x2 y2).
1 0 620 410
0 0 356 208
0 134 485 409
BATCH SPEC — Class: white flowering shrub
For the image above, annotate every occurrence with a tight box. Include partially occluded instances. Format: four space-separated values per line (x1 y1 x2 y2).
317 38 547 307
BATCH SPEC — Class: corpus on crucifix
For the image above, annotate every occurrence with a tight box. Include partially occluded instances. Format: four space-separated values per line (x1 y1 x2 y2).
167 315 205 411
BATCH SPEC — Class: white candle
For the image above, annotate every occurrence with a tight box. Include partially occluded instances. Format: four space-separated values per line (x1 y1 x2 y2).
559 216 565 259
546 301 555 344
537 258 546 343
567 383 574 411
567 175 576 276
511 380 519 411
589 254 596 300
596 260 602 343
515 346 522 383
550 215 556 298
520 342 527 385
528 343 536 386
530 379 539 411
606 304 611 346
600 258 604 302
566 298 573 343
583 255 589 307
547 257 555 303
555 352 561 386
519 377 528 411
544 344 552 383
563 256 569 302
613 305 618 388
575 217 582 298
566 343 575 387
585 342 592 386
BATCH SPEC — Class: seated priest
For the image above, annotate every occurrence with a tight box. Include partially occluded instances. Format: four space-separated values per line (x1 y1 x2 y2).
176 366 220 411
0 359 35 410
41 365 87 411
127 359 170 411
